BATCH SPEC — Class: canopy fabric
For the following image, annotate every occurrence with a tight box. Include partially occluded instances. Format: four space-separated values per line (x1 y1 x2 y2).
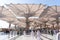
0 4 60 29
6 3 46 17
1 3 46 28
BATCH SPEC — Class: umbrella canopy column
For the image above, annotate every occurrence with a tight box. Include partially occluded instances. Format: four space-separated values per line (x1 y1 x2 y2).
9 23 11 29
25 17 30 29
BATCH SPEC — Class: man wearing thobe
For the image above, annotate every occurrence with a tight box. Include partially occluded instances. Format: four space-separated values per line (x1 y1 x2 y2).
36 30 41 40
30 30 35 36
23 31 26 36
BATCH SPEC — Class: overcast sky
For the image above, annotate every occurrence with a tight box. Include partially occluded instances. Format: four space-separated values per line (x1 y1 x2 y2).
0 0 59 28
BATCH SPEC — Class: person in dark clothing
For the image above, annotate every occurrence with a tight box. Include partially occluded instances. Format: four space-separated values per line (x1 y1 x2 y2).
51 30 54 36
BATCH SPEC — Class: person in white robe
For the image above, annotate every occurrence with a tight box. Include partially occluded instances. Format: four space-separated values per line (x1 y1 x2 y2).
23 31 26 36
30 30 35 36
36 30 41 40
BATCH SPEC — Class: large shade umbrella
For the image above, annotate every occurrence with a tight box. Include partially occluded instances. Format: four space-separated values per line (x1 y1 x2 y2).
6 3 46 29
46 6 60 31
0 6 7 18
0 6 26 28
41 5 60 30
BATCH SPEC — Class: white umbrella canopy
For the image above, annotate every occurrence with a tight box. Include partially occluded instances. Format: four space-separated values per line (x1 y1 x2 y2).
5 3 47 29
47 6 60 29
12 20 26 28
0 17 25 26
40 6 60 29
2 8 15 18
1 4 60 29
0 6 7 18
0 6 15 28
0 6 27 28
43 6 60 18
16 17 26 23
6 3 46 17
1 17 15 23
39 6 60 20
0 6 16 23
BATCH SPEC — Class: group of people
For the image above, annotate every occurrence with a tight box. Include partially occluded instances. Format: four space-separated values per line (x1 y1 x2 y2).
39 28 59 35
4 27 59 36
8 28 60 40
23 30 41 40
9 29 41 40
8 28 59 36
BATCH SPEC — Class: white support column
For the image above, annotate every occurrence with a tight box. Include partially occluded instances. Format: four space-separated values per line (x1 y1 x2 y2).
8 23 12 38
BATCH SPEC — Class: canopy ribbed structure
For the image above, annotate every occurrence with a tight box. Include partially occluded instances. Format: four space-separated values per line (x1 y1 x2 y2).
0 3 60 30
1 3 46 29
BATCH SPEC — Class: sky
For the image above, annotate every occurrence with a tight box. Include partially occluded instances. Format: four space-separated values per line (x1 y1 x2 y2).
0 0 60 28
0 20 14 28
0 20 9 28
0 0 60 6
